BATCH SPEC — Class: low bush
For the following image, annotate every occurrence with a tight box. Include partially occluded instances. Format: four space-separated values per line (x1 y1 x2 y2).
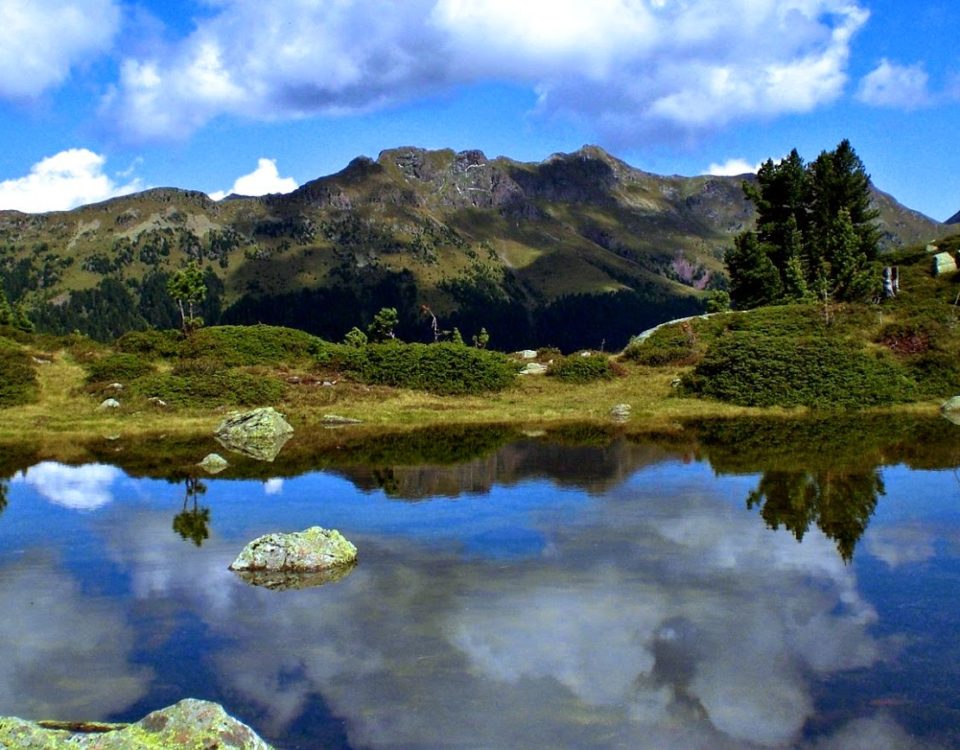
547 354 620 383
684 332 917 408
338 342 519 395
621 324 699 366
134 359 284 407
0 338 37 407
85 352 155 383
114 329 182 358
179 325 328 366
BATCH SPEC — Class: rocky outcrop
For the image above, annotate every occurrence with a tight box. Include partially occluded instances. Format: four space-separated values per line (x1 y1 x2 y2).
229 527 358 589
0 698 273 749
214 407 293 461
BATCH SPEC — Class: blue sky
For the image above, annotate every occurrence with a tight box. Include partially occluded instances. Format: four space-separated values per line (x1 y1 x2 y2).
0 0 957 221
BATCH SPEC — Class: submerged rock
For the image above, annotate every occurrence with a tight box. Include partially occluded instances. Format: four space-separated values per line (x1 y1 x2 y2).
0 698 273 749
199 453 229 474
215 407 293 461
229 526 358 581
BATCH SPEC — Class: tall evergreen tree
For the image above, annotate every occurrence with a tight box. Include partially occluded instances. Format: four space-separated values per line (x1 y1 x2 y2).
726 140 880 309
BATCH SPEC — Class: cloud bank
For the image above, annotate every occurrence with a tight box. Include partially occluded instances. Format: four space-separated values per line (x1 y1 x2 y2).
102 0 871 142
0 149 142 213
0 0 120 98
208 158 298 201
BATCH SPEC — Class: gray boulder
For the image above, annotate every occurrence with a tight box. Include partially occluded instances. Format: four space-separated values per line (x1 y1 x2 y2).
98 398 120 410
230 526 358 588
610 403 632 422
230 526 357 571
519 362 548 376
215 407 293 461
932 252 957 276
198 453 229 474
0 698 273 749
941 396 960 425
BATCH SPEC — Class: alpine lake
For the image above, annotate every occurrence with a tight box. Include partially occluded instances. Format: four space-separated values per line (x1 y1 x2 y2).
2 415 959 749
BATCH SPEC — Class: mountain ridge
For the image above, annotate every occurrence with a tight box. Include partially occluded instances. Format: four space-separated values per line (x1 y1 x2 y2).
0 145 950 350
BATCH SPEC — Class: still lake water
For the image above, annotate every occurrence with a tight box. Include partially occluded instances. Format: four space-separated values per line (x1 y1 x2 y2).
1 420 959 749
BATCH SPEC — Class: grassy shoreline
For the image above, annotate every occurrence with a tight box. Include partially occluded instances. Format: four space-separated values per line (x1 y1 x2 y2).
0 343 943 451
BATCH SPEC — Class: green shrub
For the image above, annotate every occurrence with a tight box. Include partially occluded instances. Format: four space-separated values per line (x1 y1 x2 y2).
340 342 519 395
180 325 328 366
114 329 182 358
547 354 619 383
85 353 155 383
134 359 285 407
684 332 917 408
621 325 698 366
0 339 37 407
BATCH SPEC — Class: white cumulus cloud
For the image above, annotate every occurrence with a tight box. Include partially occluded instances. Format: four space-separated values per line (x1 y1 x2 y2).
0 149 142 213
705 158 762 176
857 59 931 109
208 158 298 201
0 0 121 98
12 461 123 511
103 0 870 143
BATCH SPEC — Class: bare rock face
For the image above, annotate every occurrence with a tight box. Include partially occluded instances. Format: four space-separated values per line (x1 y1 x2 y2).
229 527 358 589
214 407 293 461
0 698 273 749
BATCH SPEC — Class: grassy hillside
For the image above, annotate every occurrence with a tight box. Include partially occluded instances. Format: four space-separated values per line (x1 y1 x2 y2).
0 146 946 351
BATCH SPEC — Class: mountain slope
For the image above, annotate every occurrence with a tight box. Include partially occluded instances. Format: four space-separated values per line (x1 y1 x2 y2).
0 146 947 350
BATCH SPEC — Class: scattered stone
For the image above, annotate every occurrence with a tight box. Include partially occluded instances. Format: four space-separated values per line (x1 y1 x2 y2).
670 377 683 389
580 351 592 357
517 349 538 359
107 382 123 391
941 396 960 425
519 362 548 376
321 414 362 424
148 397 168 408
199 453 229 474
230 527 358 589
286 375 302 384
932 252 957 276
215 407 293 462
104 434 121 441
322 380 337 387
0 698 273 749
610 403 632 422
98 398 120 410
31 356 52 365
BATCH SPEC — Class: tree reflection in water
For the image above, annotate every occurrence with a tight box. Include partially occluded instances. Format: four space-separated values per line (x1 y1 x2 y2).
0 480 7 516
172 476 210 547
746 470 884 561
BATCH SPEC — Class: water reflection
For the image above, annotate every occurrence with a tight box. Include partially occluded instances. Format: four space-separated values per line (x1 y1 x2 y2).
172 476 211 547
745 470 884 561
0 418 958 749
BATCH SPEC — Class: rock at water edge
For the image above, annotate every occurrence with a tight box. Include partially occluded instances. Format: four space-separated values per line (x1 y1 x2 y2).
199 453 229 474
0 698 273 749
215 407 294 462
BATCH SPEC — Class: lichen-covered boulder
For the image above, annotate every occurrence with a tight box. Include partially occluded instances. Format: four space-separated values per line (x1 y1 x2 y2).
199 453 229 474
214 407 293 461
0 698 273 749
942 396 960 425
229 527 358 583
932 251 957 276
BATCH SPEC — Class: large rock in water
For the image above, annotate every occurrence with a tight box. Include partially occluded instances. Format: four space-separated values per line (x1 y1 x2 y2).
229 527 358 589
0 698 273 749
214 407 293 461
